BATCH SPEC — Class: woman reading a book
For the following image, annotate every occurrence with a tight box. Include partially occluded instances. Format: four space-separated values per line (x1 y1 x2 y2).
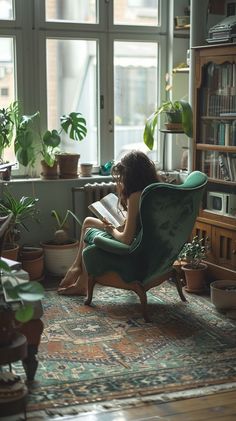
58 150 159 295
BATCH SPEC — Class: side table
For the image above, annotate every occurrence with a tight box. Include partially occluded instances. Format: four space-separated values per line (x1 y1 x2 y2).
0 333 28 419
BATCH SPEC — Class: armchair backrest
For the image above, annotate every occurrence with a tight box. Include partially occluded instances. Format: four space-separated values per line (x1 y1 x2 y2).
130 171 208 284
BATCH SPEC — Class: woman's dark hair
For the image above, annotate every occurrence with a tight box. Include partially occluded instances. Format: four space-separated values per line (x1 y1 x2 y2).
111 150 158 209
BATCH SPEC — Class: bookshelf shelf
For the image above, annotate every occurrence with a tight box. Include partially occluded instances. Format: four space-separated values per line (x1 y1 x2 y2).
196 144 236 153
201 116 236 120
192 44 236 279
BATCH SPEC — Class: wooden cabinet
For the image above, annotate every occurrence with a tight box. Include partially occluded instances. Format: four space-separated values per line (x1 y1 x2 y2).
193 219 236 270
193 44 236 278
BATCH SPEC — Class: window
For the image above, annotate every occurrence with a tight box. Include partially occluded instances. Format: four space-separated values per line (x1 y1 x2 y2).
114 41 158 160
0 0 165 175
45 0 97 23
0 0 14 20
114 0 159 25
46 39 98 163
0 88 9 96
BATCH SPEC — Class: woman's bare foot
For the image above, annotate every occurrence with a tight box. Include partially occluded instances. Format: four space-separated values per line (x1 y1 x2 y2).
58 273 87 296
58 283 87 296
58 265 81 289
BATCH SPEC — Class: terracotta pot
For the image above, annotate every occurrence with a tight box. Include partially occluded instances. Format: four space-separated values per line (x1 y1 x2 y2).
21 254 44 281
56 154 80 179
182 262 208 293
2 244 20 261
19 246 43 261
41 160 58 179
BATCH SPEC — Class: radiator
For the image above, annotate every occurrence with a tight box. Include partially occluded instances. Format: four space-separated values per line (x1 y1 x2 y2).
72 182 117 237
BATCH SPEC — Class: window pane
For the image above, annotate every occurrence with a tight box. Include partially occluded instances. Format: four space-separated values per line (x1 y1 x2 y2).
114 0 159 26
46 39 98 164
0 0 13 20
114 41 158 161
0 37 16 163
46 0 97 23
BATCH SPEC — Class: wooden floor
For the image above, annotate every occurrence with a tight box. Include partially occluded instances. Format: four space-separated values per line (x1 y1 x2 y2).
53 390 236 421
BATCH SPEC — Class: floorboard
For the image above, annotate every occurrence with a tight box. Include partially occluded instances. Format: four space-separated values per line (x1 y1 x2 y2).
49 391 236 421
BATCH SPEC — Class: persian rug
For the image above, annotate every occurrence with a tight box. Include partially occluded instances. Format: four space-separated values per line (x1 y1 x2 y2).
19 282 236 415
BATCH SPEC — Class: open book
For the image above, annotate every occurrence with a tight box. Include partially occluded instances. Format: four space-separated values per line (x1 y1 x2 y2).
88 192 126 228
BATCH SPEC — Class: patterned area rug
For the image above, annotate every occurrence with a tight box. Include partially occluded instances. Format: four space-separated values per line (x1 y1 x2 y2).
22 282 236 414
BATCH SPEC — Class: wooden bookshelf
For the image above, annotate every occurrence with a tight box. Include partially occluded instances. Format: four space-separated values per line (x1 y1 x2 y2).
192 44 236 278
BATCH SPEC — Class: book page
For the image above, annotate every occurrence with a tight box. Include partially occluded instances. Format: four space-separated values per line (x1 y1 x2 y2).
100 193 126 225
88 193 126 228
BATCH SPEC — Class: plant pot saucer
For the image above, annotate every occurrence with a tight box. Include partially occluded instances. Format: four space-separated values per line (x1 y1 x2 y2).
184 286 206 294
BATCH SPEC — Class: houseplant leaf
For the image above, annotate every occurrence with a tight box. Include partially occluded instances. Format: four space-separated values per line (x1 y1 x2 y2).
60 112 87 141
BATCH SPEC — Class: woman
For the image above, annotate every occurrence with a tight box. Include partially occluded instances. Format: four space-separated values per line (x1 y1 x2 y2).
58 150 159 295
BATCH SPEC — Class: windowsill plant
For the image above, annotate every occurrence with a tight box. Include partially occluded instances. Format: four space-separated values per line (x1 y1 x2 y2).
40 111 87 179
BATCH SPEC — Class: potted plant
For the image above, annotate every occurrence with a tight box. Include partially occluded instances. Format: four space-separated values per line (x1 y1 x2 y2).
143 99 193 150
0 259 44 346
0 103 16 180
0 104 14 158
10 101 39 171
41 209 82 276
40 129 61 179
178 235 208 293
56 111 87 178
0 189 40 262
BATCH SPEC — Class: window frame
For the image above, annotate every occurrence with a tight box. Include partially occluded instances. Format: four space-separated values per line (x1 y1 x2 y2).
0 0 167 176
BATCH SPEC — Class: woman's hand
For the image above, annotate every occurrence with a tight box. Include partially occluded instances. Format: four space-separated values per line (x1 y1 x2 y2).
102 218 114 234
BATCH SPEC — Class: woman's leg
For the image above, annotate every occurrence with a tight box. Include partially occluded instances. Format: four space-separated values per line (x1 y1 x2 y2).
58 217 104 289
58 260 88 296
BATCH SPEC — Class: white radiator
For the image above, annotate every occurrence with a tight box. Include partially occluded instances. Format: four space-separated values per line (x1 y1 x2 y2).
72 182 117 237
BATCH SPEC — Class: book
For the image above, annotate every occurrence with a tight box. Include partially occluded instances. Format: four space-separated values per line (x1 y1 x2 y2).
218 153 231 181
88 193 126 228
0 257 22 271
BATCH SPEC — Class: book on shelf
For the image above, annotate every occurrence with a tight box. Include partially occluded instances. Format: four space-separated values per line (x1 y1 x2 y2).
88 192 126 228
220 113 236 117
218 153 231 181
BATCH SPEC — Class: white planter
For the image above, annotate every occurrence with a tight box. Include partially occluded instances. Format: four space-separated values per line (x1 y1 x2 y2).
41 241 79 276
210 280 236 311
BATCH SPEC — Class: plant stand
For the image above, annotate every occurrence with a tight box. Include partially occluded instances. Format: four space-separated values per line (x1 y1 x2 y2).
160 129 184 171
0 333 28 419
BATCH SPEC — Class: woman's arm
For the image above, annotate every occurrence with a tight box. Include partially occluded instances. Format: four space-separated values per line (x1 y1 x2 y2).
105 191 141 245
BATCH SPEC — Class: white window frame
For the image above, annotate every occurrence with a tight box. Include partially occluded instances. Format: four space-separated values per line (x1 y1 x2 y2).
0 0 168 176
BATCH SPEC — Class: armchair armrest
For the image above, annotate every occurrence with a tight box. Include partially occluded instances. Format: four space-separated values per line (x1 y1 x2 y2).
94 236 131 255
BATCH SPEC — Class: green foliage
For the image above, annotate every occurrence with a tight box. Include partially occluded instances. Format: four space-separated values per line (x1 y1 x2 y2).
40 112 87 165
0 259 44 323
143 100 193 150
51 209 82 231
60 112 87 141
10 101 39 168
41 129 61 167
178 236 206 269
51 209 82 244
0 189 39 245
0 104 15 157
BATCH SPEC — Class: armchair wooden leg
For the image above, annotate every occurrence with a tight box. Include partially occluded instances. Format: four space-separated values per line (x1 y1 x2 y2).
84 276 96 305
172 266 187 302
133 283 150 323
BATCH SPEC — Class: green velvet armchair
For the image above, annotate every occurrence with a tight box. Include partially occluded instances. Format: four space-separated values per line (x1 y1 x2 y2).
83 171 208 321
